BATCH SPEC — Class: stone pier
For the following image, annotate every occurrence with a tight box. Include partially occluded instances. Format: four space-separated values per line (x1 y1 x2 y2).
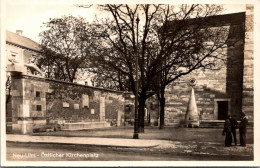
242 5 254 120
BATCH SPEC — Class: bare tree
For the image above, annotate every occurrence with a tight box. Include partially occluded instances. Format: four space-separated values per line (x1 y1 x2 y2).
85 4 236 132
39 15 94 82
90 67 130 91
152 5 242 129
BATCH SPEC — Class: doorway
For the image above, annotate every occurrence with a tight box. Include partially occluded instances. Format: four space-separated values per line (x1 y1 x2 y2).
217 101 228 120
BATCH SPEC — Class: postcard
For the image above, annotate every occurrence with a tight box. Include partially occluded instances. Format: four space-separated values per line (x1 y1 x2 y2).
1 0 259 167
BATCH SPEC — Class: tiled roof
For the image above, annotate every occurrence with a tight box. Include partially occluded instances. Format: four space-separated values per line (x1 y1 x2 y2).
6 30 41 52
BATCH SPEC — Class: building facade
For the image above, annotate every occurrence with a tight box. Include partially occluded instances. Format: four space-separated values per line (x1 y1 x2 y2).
6 30 43 133
124 8 254 127
163 7 254 126
6 30 41 65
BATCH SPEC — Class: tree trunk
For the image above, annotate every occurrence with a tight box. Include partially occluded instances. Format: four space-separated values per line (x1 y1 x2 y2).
138 96 146 133
159 97 165 129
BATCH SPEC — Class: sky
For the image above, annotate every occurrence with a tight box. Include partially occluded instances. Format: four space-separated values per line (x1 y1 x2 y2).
5 0 247 43
6 1 98 42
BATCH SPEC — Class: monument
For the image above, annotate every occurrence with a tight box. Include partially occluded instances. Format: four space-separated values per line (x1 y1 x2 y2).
185 78 200 128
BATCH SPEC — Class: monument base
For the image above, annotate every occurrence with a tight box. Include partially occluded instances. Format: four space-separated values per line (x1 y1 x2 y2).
185 115 200 128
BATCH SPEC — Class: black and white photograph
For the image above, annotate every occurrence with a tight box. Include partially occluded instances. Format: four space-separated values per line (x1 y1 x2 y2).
0 0 259 167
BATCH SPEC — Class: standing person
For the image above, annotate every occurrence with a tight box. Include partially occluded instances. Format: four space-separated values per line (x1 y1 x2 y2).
239 112 248 146
223 115 232 147
230 115 238 146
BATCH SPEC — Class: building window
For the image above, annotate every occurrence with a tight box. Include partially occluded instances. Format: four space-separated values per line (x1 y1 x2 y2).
36 105 42 111
10 52 18 61
36 91 40 97
11 54 16 59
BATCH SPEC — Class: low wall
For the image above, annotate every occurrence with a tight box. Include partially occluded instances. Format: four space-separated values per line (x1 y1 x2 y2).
45 78 125 126
10 72 125 134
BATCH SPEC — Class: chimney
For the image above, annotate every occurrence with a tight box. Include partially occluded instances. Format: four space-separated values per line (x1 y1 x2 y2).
16 30 23 36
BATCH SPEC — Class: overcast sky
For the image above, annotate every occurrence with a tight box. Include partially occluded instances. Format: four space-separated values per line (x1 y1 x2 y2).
5 0 247 43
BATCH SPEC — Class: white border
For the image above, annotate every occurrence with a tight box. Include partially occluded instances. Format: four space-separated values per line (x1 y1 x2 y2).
0 0 7 166
1 0 260 167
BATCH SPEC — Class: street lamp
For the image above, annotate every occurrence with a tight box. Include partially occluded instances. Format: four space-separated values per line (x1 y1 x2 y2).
133 15 140 139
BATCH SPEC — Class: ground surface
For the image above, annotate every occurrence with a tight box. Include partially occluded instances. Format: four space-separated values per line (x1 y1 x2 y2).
6 142 205 161
6 141 253 161
6 126 254 161
34 126 254 144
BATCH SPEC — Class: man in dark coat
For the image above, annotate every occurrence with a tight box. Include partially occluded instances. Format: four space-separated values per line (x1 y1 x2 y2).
223 115 232 147
230 115 238 146
239 112 248 146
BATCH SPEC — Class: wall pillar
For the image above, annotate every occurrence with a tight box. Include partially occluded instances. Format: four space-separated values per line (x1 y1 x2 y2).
242 5 254 121
10 72 48 134
10 72 33 134
100 97 105 122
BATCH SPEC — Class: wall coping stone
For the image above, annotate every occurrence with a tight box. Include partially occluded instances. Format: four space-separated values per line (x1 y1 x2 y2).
21 74 125 94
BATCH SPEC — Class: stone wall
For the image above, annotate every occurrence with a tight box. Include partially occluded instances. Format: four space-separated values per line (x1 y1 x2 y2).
164 13 247 126
45 78 125 125
11 72 49 134
164 67 228 126
10 72 125 134
242 5 254 120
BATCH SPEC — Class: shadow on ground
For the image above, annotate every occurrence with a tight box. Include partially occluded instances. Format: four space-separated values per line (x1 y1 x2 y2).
33 126 254 144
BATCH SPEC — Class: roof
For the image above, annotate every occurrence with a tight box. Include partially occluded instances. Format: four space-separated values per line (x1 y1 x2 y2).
6 30 41 52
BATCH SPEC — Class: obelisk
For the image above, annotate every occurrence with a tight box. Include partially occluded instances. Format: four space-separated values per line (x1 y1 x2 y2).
185 78 199 128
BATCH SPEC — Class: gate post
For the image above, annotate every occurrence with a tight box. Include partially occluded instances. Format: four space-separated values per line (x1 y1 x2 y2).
9 71 34 134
